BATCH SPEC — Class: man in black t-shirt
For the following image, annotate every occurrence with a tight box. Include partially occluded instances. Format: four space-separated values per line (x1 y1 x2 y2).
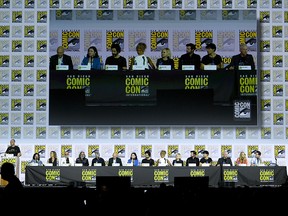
105 43 127 70
179 43 201 70
5 139 21 157
186 150 200 166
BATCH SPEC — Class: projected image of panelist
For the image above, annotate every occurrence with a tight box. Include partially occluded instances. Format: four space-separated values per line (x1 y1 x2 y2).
80 46 101 70
130 42 156 70
200 43 224 70
49 46 73 71
178 43 201 70
156 48 174 70
105 43 127 71
227 44 256 71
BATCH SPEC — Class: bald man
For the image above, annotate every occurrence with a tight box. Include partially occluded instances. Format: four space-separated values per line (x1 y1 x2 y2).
49 46 73 70
227 44 255 71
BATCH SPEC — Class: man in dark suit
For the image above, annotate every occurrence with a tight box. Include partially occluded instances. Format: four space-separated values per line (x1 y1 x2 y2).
108 152 123 166
227 44 255 71
49 46 73 70
216 150 233 166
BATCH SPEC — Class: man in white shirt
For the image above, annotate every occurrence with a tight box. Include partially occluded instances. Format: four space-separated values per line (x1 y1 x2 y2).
60 150 74 166
250 150 262 166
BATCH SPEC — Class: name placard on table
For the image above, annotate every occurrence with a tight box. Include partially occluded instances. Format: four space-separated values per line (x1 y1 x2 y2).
56 65 69 70
105 65 118 70
78 65 91 70
238 65 252 70
182 65 195 70
158 65 171 70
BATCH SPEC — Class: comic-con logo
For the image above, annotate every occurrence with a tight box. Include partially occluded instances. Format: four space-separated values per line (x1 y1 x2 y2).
84 30 102 51
118 169 133 182
66 74 90 96
217 31 235 51
190 169 205 177
125 75 149 96
185 75 209 89
234 100 251 119
154 169 169 182
173 31 190 52
223 169 238 182
259 169 274 182
195 30 213 51
239 30 257 51
82 169 96 182
106 30 124 51
129 31 146 52
62 30 80 51
239 74 257 96
150 30 168 52
45 169 60 181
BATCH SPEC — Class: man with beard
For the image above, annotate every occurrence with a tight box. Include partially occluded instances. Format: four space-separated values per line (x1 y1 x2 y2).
105 43 127 70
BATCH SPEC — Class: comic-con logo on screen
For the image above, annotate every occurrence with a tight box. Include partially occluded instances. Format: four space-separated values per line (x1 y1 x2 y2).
223 169 238 182
118 169 133 182
150 30 168 52
190 169 205 177
46 169 60 182
66 74 91 96
125 75 150 96
82 169 96 182
234 100 251 120
239 30 257 51
84 30 102 51
106 30 124 51
128 31 146 52
62 30 80 51
154 169 169 182
195 30 213 51
259 169 274 182
239 74 257 96
173 31 190 52
217 30 235 51
185 75 208 89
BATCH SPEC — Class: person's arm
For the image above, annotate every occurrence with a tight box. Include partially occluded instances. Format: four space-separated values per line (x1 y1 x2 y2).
227 55 236 70
129 57 135 70
147 57 156 69
216 158 221 166
119 158 123 166
67 56 73 70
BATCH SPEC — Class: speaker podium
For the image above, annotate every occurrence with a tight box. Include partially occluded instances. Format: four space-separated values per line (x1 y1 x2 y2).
0 155 20 186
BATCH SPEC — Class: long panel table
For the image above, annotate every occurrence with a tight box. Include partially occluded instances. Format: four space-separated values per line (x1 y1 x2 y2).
25 166 287 187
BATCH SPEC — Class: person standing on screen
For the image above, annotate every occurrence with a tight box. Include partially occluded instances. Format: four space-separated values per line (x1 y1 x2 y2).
49 46 73 70
91 151 105 166
130 42 156 70
227 44 255 71
5 139 21 157
200 43 224 70
185 150 200 166
75 151 89 166
216 150 233 166
141 150 155 166
81 46 101 70
105 43 127 70
178 43 201 70
108 152 123 166
156 48 174 70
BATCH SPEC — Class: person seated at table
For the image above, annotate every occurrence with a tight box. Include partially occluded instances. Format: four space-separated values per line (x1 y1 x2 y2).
200 43 223 70
81 46 101 70
108 152 123 166
60 150 74 166
199 150 212 166
75 151 89 166
250 150 263 166
155 150 172 166
28 152 43 166
235 151 249 166
186 150 200 166
172 152 184 166
216 150 233 166
141 150 155 166
130 42 156 70
47 150 58 166
49 46 73 70
227 44 255 71
179 43 201 70
91 151 106 166
105 43 127 70
127 152 139 166
156 48 174 70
